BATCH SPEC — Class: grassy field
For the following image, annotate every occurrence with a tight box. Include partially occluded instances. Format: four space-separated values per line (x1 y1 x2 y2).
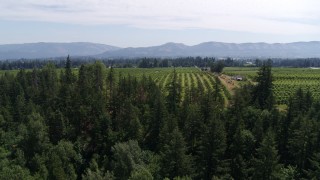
223 67 320 104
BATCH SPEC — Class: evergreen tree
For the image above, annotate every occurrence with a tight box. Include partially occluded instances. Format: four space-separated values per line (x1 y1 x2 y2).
210 61 225 73
288 116 317 174
59 56 75 135
166 69 181 114
3 60 320 179
160 128 192 179
197 115 228 179
145 89 167 151
19 112 50 160
111 140 156 180
253 132 282 180
82 158 115 180
182 104 203 154
47 109 66 144
0 147 33 179
107 66 115 101
129 167 153 180
65 55 73 84
229 129 255 179
252 60 274 110
305 153 320 179
47 141 81 180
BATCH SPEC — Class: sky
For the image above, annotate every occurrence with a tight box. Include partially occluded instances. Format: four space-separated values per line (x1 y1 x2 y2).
1 0 320 47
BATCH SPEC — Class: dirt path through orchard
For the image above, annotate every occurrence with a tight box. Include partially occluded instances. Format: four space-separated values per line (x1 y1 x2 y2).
218 74 240 96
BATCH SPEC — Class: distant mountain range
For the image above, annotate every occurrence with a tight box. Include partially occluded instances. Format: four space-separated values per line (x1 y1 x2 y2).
1 41 320 60
0 42 120 60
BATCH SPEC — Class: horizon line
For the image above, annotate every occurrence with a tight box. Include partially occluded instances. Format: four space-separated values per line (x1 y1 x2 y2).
1 40 320 48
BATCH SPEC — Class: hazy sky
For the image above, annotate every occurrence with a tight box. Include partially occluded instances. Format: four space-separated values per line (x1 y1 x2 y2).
1 0 320 47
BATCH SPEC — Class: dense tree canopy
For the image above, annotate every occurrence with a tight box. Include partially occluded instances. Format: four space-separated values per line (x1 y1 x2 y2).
0 58 319 179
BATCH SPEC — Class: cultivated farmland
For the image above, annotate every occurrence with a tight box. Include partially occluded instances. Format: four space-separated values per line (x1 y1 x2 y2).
109 67 221 98
223 67 320 104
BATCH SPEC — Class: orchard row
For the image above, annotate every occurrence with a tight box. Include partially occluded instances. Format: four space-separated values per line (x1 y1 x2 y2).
224 67 320 104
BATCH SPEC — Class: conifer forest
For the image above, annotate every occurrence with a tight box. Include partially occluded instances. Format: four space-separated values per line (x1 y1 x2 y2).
1 58 320 180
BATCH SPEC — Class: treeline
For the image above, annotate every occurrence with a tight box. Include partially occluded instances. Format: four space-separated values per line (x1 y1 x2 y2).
0 57 215 70
0 58 320 179
3 57 320 70
272 58 320 67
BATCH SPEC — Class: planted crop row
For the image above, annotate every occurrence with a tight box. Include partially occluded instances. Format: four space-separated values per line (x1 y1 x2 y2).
109 67 217 96
223 67 320 104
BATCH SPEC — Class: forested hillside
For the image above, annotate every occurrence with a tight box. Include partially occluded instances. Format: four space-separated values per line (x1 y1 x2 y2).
0 58 320 179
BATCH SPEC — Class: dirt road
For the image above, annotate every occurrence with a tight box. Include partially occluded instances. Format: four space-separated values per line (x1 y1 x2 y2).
218 74 239 96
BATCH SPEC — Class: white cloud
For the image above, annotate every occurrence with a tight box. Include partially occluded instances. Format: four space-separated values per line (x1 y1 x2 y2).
0 0 320 34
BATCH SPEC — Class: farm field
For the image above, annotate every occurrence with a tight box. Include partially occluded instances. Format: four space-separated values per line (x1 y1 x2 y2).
3 66 319 105
0 67 222 100
223 67 320 104
110 67 221 98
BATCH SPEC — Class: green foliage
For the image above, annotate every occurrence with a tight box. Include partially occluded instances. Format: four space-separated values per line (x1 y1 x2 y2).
1 61 320 179
0 164 33 180
229 129 255 179
160 128 193 179
47 140 81 180
196 113 228 179
279 165 298 180
173 176 192 180
83 170 114 180
305 153 320 179
252 60 274 110
111 140 158 180
288 116 317 173
129 166 153 180
82 159 115 180
253 132 282 180
224 67 320 104
211 61 225 73
166 69 181 114
19 112 50 159
0 147 33 179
